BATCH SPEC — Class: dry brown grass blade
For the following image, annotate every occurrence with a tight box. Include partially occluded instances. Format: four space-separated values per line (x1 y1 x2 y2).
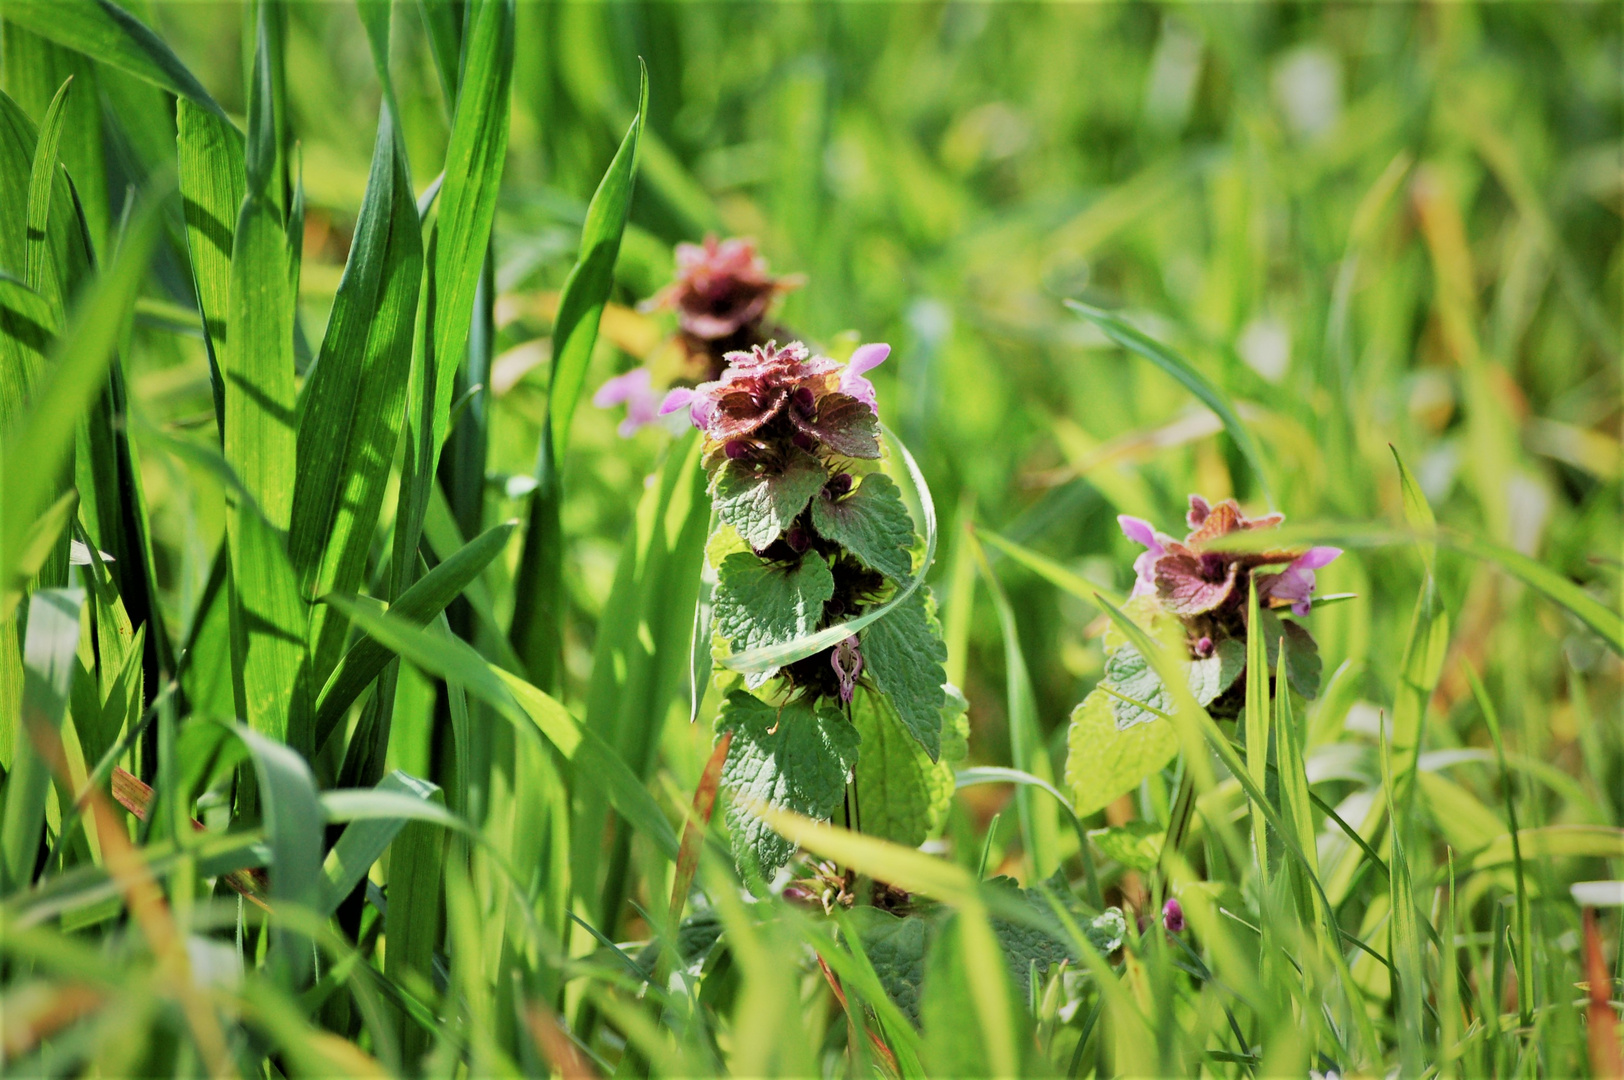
110 766 271 910
666 730 732 931
525 1002 598 1080
1584 908 1623 1080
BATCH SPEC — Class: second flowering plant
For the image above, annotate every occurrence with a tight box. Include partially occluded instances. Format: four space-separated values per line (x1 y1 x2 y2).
669 340 965 893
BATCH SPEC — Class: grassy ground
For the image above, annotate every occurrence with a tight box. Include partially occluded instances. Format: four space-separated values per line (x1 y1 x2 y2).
0 2 1620 1077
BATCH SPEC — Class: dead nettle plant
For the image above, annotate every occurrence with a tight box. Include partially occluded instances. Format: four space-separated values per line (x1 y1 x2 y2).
663 335 965 898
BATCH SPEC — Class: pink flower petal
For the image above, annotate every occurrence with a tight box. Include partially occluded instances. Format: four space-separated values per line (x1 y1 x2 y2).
658 387 695 416
1293 546 1342 571
594 367 651 408
1117 515 1159 550
847 342 890 376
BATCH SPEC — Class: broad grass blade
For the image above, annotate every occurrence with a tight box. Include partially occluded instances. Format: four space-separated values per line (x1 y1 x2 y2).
23 76 73 320
317 770 442 916
290 100 423 686
1 0 227 119
176 98 244 420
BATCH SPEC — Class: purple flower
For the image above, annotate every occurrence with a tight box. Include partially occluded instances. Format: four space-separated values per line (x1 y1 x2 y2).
594 367 662 437
831 635 863 703
642 235 798 341
1162 897 1185 933
839 343 889 414
660 341 880 459
1117 496 1329 618
1258 546 1342 616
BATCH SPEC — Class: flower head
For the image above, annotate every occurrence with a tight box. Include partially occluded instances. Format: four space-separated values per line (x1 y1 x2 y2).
643 235 798 341
1162 897 1185 933
664 340 883 460
1118 495 1340 618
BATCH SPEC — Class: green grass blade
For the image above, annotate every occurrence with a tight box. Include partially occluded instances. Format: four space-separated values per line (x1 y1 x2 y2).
223 17 306 752
1243 578 1270 885
289 100 423 685
0 0 227 119
0 180 163 587
312 520 517 748
382 774 445 1068
324 595 680 860
1380 721 1427 1078
974 525 1124 611
1066 299 1277 508
967 529 1060 878
176 97 245 419
23 76 72 321
425 0 511 455
577 429 708 932
1 489 75 620
1389 451 1451 793
0 588 81 894
545 64 646 469
511 63 646 687
1464 662 1532 1029
316 770 443 916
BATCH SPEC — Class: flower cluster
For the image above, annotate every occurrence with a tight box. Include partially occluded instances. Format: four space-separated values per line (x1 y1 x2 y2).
1119 494 1340 641
595 235 800 436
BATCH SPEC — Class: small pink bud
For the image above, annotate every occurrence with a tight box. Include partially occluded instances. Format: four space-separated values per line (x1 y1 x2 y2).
1163 898 1184 933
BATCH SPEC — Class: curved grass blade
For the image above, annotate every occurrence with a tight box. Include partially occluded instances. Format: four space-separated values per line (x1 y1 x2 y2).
1066 299 1276 509
23 76 73 321
176 97 245 421
720 424 937 673
974 526 1124 610
312 520 517 748
0 0 227 120
316 770 446 917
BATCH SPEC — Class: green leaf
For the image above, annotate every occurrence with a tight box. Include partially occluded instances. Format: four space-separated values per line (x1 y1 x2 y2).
720 424 937 675
921 913 1028 1079
1087 821 1164 872
859 586 947 761
711 448 828 552
312 520 516 747
1 0 227 119
1063 686 1178 820
715 690 860 891
850 688 940 849
0 588 81 893
1067 300 1276 509
382 776 445 1068
850 908 929 1028
1188 636 1246 706
986 872 1125 988
712 551 835 656
1259 612 1322 700
810 472 915 582
289 101 423 685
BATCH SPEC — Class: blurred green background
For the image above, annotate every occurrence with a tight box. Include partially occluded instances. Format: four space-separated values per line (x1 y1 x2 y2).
34 0 1621 825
